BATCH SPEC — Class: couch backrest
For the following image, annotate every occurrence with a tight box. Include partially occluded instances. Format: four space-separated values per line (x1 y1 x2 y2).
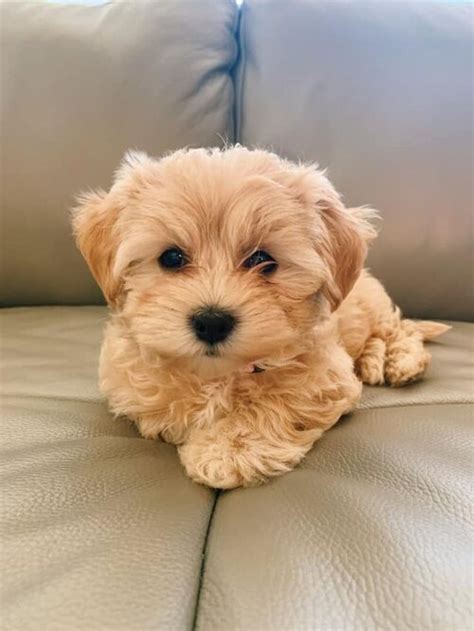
0 0 238 306
238 0 473 320
1 0 472 320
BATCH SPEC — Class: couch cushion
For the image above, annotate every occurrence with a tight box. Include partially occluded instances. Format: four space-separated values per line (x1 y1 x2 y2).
1 307 216 630
237 0 473 320
0 0 238 307
196 404 473 631
1 307 473 628
196 321 474 629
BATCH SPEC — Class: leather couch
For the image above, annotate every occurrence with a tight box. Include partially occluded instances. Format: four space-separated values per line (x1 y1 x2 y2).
1 1 472 629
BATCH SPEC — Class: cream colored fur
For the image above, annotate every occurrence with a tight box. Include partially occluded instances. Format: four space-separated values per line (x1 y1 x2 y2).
73 147 449 489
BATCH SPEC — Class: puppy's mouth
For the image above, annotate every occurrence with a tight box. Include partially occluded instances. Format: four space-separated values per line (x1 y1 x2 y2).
204 346 222 358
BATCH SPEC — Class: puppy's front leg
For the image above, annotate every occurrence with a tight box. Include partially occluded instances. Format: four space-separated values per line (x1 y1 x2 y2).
178 350 362 489
178 417 322 489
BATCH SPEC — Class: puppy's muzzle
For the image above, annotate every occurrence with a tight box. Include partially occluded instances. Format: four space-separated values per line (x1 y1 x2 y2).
190 307 236 346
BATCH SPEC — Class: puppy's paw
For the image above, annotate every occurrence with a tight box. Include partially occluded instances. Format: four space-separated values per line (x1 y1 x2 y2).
178 440 271 489
136 416 163 440
355 337 386 385
178 443 244 489
178 435 300 490
178 443 246 489
384 345 430 387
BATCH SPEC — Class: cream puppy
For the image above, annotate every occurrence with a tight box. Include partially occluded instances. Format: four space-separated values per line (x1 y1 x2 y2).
73 147 448 488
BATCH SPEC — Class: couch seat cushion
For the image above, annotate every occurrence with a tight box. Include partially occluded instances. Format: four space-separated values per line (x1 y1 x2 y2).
1 307 215 630
1 307 472 629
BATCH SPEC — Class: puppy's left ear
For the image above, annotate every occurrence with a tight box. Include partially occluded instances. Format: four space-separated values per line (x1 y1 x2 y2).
72 190 122 307
282 164 377 310
317 198 377 311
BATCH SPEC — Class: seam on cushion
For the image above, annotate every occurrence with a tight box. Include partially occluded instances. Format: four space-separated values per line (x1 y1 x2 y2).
2 393 105 405
356 400 474 412
4 393 473 409
227 0 242 144
191 489 221 631
233 0 246 144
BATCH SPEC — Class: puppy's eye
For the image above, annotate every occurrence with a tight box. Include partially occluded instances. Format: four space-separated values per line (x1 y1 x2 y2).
243 250 278 275
158 247 188 270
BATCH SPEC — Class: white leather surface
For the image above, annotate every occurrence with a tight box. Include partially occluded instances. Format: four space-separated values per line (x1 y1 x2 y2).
1 307 473 629
197 404 473 630
1 307 215 630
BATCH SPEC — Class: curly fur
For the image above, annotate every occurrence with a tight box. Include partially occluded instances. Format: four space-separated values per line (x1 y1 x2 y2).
73 147 449 489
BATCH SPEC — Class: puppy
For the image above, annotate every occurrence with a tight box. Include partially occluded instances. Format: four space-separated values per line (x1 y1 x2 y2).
73 147 449 489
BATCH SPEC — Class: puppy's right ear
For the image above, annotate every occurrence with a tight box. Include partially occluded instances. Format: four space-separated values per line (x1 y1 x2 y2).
72 190 122 307
72 151 155 306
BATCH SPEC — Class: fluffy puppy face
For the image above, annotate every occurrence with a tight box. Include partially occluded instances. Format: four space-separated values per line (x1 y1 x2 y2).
73 147 375 378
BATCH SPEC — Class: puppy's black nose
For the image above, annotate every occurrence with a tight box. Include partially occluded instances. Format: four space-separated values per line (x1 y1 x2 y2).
191 308 236 345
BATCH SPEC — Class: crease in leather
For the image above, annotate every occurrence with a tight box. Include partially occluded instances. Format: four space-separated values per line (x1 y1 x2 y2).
358 399 474 411
227 0 242 144
2 393 104 404
3 392 473 410
192 489 221 631
3 475 171 540
2 435 156 472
